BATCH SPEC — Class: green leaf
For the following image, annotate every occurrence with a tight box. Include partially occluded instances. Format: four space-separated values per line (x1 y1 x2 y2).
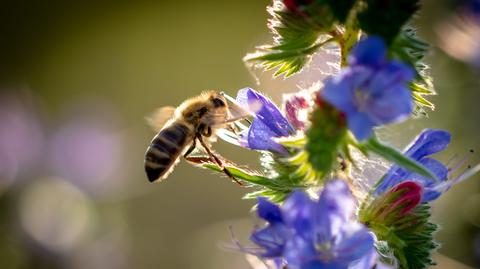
187 154 308 203
362 136 438 181
244 1 340 78
200 162 287 190
412 91 434 109
391 28 435 113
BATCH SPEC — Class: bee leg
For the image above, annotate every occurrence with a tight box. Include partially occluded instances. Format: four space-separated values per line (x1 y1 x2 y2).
196 134 243 186
183 138 197 158
202 126 212 137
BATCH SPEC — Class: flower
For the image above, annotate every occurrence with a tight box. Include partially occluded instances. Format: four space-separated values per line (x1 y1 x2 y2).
283 91 312 131
249 180 377 269
322 36 415 141
374 129 451 202
236 88 295 154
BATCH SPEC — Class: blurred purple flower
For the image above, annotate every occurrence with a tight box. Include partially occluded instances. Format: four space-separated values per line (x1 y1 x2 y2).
236 88 295 154
249 180 377 269
48 107 123 195
0 93 43 185
322 36 414 141
374 129 451 202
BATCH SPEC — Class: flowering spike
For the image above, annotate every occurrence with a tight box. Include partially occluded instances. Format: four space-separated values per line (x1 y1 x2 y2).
305 98 347 177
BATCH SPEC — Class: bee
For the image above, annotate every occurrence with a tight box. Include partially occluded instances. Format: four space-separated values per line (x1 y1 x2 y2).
144 91 247 184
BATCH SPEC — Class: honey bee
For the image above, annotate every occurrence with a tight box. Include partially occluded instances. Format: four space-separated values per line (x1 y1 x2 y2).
144 91 247 184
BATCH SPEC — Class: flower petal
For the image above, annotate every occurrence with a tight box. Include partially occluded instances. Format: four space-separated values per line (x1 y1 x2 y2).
367 61 415 94
283 236 317 268
404 129 451 160
282 191 314 239
348 36 387 67
250 224 289 258
246 119 288 153
257 197 283 224
374 158 447 201
314 180 356 244
237 88 294 137
322 67 372 115
349 247 381 269
333 222 375 264
347 112 376 141
367 84 413 124
374 129 451 198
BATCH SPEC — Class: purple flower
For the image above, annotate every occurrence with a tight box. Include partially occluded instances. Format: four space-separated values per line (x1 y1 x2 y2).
236 88 295 153
322 36 414 141
249 180 376 269
374 129 451 202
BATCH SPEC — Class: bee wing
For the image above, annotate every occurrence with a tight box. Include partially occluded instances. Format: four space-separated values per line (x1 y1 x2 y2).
146 106 176 132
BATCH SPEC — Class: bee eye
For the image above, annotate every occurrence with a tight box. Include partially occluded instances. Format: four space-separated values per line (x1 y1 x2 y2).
212 97 225 107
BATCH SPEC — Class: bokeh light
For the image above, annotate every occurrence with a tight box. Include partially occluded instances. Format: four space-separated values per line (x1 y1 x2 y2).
19 178 94 253
0 89 43 193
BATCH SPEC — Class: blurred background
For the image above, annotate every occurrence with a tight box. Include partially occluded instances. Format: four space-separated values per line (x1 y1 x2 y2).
0 0 478 268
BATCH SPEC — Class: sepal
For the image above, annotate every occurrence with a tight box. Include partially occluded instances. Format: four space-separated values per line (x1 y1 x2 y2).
360 182 439 269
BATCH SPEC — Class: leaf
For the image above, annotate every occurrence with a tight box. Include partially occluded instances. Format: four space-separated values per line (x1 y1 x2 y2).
391 27 435 113
200 162 286 190
362 136 438 182
244 1 339 78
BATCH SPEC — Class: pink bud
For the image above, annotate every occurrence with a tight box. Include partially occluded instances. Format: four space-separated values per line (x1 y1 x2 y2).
284 94 310 130
386 181 423 216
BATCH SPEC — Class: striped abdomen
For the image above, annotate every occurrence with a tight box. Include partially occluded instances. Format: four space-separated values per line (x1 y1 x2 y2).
144 123 193 182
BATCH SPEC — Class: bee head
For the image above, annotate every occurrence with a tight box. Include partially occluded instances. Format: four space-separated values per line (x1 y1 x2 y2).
210 92 227 108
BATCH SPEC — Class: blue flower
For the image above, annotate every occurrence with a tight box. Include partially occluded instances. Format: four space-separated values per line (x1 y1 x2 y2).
322 36 415 141
250 180 377 269
374 129 451 202
236 88 295 153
